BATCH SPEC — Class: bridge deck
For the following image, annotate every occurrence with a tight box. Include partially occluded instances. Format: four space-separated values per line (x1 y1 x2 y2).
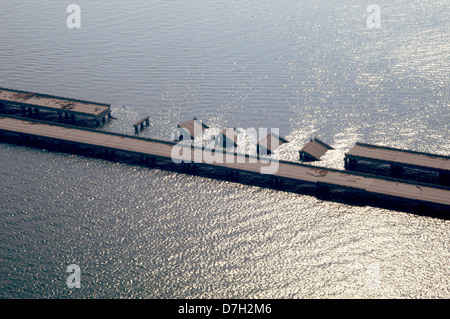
345 142 450 172
0 87 110 119
0 116 449 208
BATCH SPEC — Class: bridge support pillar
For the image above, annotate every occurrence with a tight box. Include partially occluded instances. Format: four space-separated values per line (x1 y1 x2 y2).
316 183 329 199
270 177 283 189
439 172 449 185
345 157 357 170
390 164 403 177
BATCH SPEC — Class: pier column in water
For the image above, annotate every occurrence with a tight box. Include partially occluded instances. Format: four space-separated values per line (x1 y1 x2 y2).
230 171 239 181
390 164 403 177
270 177 283 189
316 182 329 199
148 157 156 167
344 157 357 170
439 172 449 185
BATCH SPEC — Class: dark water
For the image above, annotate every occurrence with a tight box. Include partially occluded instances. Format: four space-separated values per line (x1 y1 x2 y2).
0 1 449 298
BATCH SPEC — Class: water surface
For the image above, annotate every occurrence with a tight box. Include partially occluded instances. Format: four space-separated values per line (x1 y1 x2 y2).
0 0 448 298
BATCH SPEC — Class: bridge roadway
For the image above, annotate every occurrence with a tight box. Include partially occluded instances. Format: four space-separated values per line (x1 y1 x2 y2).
345 142 450 173
0 115 449 210
0 87 111 125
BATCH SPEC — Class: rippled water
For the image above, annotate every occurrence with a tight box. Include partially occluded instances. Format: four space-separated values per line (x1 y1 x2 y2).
0 1 449 298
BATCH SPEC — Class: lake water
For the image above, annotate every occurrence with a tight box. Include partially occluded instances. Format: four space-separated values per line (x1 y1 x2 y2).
0 0 449 298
